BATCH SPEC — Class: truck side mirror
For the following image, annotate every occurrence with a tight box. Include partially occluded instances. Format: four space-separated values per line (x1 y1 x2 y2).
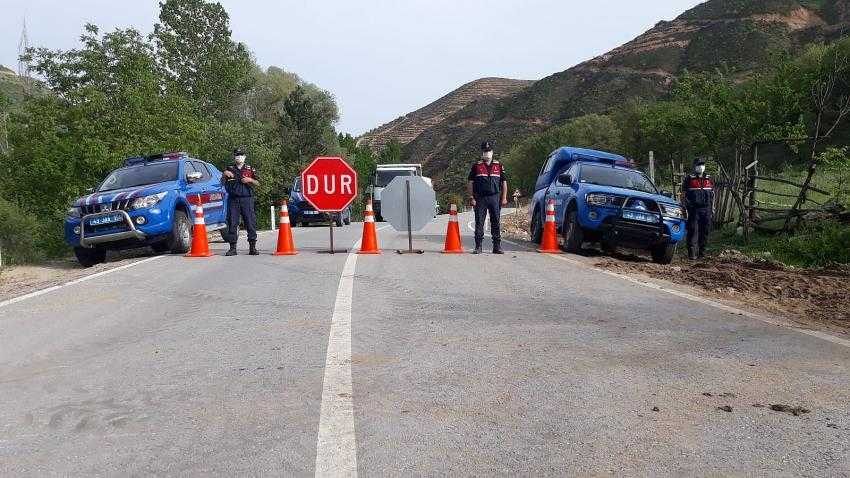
557 173 572 185
186 171 203 182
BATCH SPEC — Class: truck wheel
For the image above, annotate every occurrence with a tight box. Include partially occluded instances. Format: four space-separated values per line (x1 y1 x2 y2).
530 208 543 244
335 214 344 227
344 211 351 225
168 210 192 254
651 243 676 265
74 247 106 267
562 207 583 253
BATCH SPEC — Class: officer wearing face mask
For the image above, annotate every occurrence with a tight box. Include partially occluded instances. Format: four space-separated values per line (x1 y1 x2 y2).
467 141 508 254
222 148 259 256
682 158 714 260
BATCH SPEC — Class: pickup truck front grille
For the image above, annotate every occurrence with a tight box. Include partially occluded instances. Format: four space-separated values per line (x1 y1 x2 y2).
81 199 133 215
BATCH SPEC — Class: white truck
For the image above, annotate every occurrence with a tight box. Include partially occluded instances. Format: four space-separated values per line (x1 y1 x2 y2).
370 164 437 221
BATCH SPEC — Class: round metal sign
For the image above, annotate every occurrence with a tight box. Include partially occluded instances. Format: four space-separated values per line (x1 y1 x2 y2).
380 176 436 232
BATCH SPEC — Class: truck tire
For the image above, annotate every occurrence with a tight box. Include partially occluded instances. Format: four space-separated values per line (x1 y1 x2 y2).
530 207 543 244
651 243 676 264
562 206 584 253
335 214 344 227
344 210 351 225
168 210 192 254
74 247 107 267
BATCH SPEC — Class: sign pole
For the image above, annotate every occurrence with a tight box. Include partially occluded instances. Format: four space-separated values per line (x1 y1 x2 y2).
396 179 423 254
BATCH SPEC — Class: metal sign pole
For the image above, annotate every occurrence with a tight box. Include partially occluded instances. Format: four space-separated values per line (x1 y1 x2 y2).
318 212 346 254
396 179 423 254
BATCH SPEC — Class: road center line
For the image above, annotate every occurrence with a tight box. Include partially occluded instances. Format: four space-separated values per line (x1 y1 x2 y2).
314 224 389 477
462 213 850 349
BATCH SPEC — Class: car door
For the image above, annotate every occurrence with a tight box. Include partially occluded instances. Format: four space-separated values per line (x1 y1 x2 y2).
549 163 580 223
183 161 212 225
192 161 226 225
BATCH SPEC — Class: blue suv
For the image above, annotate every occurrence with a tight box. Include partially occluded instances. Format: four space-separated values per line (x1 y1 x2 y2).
529 147 686 264
65 152 228 266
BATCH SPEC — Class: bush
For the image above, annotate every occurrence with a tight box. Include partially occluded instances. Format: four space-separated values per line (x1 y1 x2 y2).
0 197 46 266
715 220 850 267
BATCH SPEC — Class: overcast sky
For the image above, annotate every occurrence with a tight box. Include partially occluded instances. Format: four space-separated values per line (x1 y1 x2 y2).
0 0 703 135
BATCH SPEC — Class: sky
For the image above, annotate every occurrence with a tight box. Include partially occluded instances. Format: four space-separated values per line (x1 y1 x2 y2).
0 0 704 135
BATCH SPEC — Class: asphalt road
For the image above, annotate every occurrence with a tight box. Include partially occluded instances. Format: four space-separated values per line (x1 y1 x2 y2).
1 211 848 476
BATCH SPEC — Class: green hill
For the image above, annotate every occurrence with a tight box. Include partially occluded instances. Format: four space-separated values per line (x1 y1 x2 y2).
378 0 850 194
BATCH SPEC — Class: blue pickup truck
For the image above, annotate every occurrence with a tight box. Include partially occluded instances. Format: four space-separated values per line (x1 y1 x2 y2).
528 147 686 264
65 152 228 266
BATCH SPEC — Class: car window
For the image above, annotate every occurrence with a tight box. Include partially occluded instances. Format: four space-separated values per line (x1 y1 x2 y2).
375 170 413 187
98 162 179 191
192 161 211 181
542 154 556 174
578 165 658 194
293 177 301 192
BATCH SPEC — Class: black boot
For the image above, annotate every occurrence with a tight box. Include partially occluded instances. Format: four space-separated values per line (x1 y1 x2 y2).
248 241 259 256
492 242 504 254
472 243 482 254
688 248 697 260
698 248 706 259
225 243 238 256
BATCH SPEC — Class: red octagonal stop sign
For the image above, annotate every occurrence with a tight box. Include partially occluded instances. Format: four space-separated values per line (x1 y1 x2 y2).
301 156 358 212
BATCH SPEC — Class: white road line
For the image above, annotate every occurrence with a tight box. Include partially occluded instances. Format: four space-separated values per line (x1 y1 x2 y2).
314 224 389 477
0 255 165 309
462 214 850 349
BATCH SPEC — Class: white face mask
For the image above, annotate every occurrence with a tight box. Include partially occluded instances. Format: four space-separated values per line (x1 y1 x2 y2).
695 165 706 175
235 155 246 166
482 151 493 163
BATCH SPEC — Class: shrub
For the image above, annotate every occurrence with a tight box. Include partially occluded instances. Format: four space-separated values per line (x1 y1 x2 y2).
0 197 45 266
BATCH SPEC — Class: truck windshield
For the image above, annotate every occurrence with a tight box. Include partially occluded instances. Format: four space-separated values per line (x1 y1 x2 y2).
98 162 179 192
579 165 658 194
374 170 413 188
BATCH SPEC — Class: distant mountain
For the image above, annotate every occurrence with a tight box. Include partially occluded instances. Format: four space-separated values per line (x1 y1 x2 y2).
372 0 850 194
357 77 533 153
0 65 15 76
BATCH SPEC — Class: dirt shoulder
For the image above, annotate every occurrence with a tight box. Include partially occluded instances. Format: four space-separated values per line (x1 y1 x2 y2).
0 249 157 303
502 210 850 336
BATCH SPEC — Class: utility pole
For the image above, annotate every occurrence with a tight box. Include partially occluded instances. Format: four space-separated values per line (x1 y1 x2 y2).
17 17 31 92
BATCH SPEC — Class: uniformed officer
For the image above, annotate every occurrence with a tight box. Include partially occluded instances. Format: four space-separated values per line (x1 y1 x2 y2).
467 141 508 254
682 158 714 260
223 148 259 256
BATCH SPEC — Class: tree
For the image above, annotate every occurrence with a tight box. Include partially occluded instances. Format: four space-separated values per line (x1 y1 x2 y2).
378 140 403 164
503 114 623 195
153 0 253 118
279 84 340 174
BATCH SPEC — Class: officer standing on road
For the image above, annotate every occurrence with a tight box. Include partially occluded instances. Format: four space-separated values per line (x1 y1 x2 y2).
468 141 508 254
682 158 714 260
223 148 259 256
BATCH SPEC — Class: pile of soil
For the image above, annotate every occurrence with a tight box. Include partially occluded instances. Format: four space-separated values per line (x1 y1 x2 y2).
501 207 850 333
595 252 850 333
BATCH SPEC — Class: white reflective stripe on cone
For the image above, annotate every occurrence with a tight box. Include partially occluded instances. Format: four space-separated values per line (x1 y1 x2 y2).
450 204 458 213
366 203 373 212
280 216 290 224
364 215 375 223
546 214 556 222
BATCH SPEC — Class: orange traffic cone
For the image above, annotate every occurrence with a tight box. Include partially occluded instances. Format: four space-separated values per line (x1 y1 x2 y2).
357 198 381 254
442 204 464 254
186 204 213 258
537 199 562 254
273 203 298 255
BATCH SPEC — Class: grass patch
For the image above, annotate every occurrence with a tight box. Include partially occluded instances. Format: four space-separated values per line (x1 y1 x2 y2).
710 220 850 267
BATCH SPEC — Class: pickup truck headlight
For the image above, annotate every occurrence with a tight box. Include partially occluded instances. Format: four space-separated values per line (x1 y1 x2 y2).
586 193 618 207
66 206 81 218
131 192 168 210
659 203 685 219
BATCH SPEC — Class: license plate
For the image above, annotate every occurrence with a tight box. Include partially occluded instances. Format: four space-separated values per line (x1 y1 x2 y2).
89 214 123 226
304 210 318 215
622 210 659 223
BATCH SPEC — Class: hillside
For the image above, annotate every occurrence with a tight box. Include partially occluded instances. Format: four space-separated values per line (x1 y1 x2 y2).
385 0 850 194
357 77 533 153
0 65 36 107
